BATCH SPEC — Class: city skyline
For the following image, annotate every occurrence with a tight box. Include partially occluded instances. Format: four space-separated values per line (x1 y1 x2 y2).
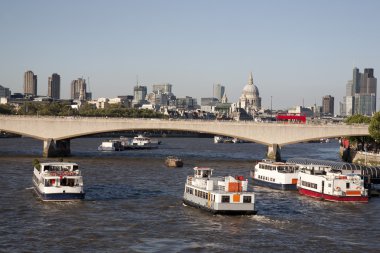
1 0 380 113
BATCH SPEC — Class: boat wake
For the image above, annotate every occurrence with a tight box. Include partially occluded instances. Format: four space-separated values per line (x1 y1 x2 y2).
25 187 34 190
250 215 290 226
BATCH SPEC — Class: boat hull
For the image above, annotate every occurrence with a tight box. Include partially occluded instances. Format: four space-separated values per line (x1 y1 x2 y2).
33 187 85 201
165 160 183 167
183 198 257 215
253 178 297 191
298 188 368 203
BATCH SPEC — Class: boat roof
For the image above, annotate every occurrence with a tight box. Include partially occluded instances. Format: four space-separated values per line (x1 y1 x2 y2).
193 167 212 171
288 157 380 179
39 162 78 166
287 157 360 170
259 160 295 166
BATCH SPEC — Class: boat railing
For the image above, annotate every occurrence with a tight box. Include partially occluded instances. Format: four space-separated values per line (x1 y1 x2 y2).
218 185 225 192
187 176 193 185
44 170 81 177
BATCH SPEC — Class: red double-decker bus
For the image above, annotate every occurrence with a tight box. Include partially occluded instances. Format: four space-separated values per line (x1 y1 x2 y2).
276 113 306 124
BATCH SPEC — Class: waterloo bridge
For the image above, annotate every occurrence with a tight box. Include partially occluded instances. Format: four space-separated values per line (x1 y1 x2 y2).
0 116 370 160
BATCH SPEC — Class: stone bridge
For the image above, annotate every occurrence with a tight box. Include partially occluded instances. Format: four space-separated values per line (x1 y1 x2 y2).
0 116 370 159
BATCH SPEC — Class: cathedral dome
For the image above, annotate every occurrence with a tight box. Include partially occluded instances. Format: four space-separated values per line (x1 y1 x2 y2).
241 72 259 98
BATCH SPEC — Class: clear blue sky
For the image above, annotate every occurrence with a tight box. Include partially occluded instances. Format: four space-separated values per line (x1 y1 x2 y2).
1 0 380 112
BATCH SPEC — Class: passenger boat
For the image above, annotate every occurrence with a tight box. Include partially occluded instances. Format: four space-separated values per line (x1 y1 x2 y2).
214 136 233 144
250 160 299 190
127 135 159 149
165 156 183 167
297 165 368 202
98 139 123 151
183 167 257 215
32 161 85 201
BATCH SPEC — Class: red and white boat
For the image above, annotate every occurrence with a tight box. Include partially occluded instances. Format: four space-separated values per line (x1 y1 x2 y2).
297 165 368 202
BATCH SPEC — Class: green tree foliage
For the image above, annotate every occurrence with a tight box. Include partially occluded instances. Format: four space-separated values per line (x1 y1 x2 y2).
0 104 14 114
77 103 166 118
18 102 78 116
7 101 166 118
369 112 380 142
344 114 371 124
344 114 373 150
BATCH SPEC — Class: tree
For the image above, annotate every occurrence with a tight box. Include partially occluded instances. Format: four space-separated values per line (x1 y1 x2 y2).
0 104 14 114
344 114 372 151
369 112 380 142
345 114 371 124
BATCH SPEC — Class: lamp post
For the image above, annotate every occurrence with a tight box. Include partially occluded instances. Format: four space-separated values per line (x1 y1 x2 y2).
270 96 273 120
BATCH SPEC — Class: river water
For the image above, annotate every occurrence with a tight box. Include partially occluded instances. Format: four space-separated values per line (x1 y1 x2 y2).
0 137 379 252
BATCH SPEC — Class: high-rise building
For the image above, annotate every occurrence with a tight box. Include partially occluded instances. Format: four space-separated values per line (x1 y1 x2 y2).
132 85 147 106
214 84 225 101
71 78 88 100
152 83 172 94
24 70 37 96
149 83 176 106
0 85 11 98
352 67 361 94
341 68 377 116
48 73 60 99
322 95 334 116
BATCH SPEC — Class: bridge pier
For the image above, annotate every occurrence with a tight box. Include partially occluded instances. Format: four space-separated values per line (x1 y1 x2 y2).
267 144 281 162
43 139 71 158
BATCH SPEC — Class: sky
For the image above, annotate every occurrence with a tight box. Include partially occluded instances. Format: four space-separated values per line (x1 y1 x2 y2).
1 0 380 112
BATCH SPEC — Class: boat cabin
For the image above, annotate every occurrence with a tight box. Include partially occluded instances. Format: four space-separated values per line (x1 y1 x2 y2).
41 163 79 172
299 164 331 175
257 161 298 173
193 167 213 179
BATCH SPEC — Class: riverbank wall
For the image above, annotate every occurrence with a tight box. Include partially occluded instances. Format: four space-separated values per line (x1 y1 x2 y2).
340 147 380 166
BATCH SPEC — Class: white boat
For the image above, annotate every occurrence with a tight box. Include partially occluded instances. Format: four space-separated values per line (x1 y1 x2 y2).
183 167 257 215
297 165 368 202
32 161 85 201
98 139 123 151
250 160 299 190
127 135 159 149
214 136 233 143
214 136 224 143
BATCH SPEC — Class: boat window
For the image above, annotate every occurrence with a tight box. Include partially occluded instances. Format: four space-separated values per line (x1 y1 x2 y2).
243 196 252 203
221 195 230 203
328 183 331 188
73 165 78 171
346 182 350 189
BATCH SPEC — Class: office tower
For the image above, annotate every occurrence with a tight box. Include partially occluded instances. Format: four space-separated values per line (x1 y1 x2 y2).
0 85 11 98
152 83 172 94
132 85 147 106
214 84 225 101
48 73 60 99
352 67 361 94
322 95 334 116
341 68 377 116
24 70 37 96
71 78 87 100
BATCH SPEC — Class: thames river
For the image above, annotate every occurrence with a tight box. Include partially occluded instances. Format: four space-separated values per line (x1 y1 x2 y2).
0 137 379 252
